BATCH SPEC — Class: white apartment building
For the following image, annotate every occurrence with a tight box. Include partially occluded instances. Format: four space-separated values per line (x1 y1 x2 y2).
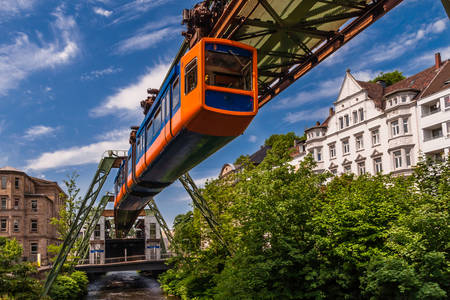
291 53 450 176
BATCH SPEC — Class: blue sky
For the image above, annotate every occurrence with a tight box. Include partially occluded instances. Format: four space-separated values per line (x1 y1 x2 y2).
0 0 448 227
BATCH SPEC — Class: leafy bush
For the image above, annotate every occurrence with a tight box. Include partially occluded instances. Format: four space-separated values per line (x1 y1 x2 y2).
49 275 81 300
70 271 89 295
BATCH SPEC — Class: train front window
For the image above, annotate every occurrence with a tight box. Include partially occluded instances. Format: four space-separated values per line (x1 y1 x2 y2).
205 46 252 91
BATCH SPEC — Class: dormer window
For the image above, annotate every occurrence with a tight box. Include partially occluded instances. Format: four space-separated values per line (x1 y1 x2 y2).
401 96 407 102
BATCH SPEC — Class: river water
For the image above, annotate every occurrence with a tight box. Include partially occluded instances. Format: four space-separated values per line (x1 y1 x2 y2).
86 271 177 299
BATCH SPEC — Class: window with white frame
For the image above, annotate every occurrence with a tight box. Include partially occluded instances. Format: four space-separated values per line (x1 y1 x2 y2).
403 118 409 134
393 97 398 105
357 162 366 175
344 114 350 127
401 95 407 102
1 176 6 189
342 139 350 154
353 111 358 124
1 197 6 210
405 149 411 166
329 144 336 158
339 117 344 129
371 129 380 145
391 120 400 136
316 148 322 162
358 108 364 121
374 157 383 173
355 135 364 151
393 150 402 169
445 95 450 108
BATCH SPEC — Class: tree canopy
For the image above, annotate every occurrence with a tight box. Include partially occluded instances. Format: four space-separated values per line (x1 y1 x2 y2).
370 70 405 86
160 133 449 299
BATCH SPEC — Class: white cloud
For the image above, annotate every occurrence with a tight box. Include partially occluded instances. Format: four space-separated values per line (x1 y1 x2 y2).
115 27 179 54
412 46 450 67
25 128 129 171
352 70 380 82
24 125 58 140
93 7 112 17
0 0 34 14
90 62 170 118
248 135 257 143
0 7 79 96
81 66 122 80
0 120 6 135
111 0 174 24
275 77 342 109
364 18 448 66
284 107 330 124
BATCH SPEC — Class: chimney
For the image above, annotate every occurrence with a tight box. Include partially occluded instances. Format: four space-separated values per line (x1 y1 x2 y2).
435 52 442 69
329 107 335 116
316 121 320 126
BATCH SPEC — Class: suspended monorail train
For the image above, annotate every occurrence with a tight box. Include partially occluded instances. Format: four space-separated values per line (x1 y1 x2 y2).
114 38 258 236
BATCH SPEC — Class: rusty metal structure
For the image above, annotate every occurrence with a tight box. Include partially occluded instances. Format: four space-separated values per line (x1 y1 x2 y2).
179 0 404 108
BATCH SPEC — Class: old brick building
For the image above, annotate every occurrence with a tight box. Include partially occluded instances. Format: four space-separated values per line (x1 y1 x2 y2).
0 166 65 265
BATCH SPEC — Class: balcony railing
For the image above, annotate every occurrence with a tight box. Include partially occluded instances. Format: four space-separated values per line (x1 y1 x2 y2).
424 134 443 142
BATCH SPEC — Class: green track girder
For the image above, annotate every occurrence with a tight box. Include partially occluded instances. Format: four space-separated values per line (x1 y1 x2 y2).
146 197 177 253
179 173 231 255
41 150 126 297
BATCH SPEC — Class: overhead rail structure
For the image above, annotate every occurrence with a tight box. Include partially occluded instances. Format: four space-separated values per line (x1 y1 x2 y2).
174 0 405 108
41 150 127 298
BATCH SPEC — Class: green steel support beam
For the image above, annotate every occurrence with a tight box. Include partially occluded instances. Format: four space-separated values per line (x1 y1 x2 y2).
318 0 366 10
146 197 178 253
76 193 112 263
179 173 230 255
41 150 126 297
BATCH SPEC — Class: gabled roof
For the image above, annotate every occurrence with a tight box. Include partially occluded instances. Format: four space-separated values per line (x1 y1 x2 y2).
356 81 384 109
421 60 450 98
384 61 449 98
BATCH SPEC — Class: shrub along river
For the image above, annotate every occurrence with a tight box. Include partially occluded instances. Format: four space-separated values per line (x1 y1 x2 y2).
85 271 177 299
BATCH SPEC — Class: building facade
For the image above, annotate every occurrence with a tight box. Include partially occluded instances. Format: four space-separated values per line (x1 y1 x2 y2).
0 167 65 265
290 54 450 175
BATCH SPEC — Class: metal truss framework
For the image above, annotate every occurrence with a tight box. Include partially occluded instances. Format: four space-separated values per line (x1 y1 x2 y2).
41 150 126 297
179 173 230 255
76 193 113 262
146 197 177 253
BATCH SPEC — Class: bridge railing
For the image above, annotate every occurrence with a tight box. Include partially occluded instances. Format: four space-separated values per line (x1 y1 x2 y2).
77 253 178 265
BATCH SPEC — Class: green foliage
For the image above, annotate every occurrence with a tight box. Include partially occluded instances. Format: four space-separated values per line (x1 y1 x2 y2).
48 271 88 300
49 275 81 300
159 133 449 299
370 70 405 86
0 237 41 300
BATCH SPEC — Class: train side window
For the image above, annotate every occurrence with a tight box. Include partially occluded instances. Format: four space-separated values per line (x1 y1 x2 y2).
165 91 171 120
185 58 197 95
146 121 152 145
172 77 180 110
153 108 161 135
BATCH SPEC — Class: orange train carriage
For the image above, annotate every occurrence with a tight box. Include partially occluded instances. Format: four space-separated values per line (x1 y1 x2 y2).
114 38 258 236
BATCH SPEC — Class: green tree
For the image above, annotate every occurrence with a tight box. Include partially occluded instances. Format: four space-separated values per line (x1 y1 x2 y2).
48 172 84 267
370 70 405 86
0 237 41 299
159 134 449 300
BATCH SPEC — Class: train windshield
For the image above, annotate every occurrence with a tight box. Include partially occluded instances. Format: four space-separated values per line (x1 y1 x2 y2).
205 44 252 91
